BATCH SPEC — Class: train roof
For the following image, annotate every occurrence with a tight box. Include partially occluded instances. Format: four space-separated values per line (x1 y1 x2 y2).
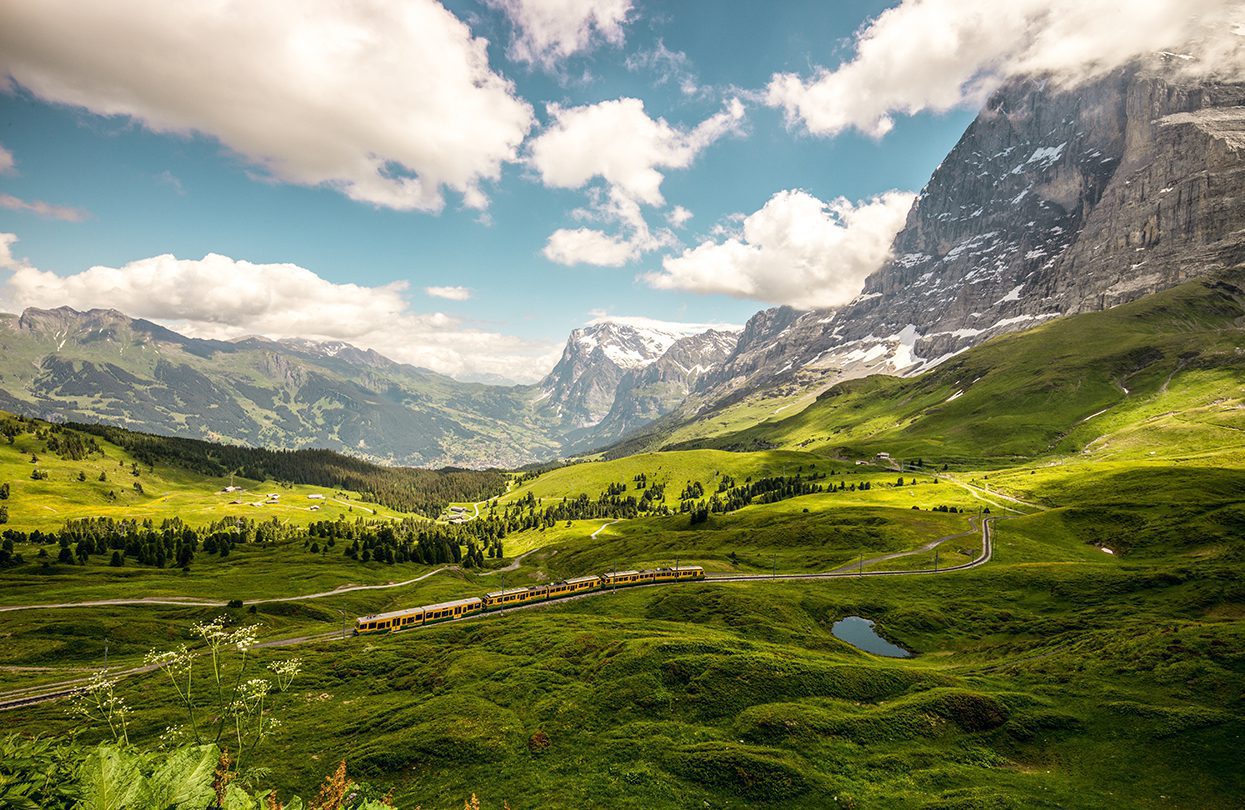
485 587 531 599
423 597 483 611
564 575 600 585
358 596 481 622
605 570 640 577
357 605 424 622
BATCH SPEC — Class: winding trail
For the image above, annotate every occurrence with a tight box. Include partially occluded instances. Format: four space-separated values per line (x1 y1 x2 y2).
0 519 995 712
0 567 452 613
827 518 981 573
590 519 621 539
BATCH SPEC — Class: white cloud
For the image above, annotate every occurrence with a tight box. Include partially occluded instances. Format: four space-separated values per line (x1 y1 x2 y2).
645 189 915 309
667 205 693 229
0 0 533 211
531 97 744 206
543 226 639 267
0 234 558 383
491 0 632 69
0 193 88 222
766 0 1245 138
531 97 744 265
425 285 472 301
625 40 704 97
0 144 13 174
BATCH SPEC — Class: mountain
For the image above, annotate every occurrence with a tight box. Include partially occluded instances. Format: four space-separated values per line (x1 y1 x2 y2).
535 320 736 430
606 56 1245 455
567 328 739 452
0 306 560 468
683 266 1245 463
0 307 737 468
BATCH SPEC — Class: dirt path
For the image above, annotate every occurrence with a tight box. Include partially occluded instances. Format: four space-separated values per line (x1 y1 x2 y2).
0 567 452 613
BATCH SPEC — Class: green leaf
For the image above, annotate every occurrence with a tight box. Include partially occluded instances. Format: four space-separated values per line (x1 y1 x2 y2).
134 745 218 809
75 744 144 810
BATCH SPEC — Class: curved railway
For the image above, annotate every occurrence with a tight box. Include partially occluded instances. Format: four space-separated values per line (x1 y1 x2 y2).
0 518 994 712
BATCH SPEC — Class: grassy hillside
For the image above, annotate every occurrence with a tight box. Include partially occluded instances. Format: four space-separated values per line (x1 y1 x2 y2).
9 543 1242 808
678 272 1245 466
0 415 423 532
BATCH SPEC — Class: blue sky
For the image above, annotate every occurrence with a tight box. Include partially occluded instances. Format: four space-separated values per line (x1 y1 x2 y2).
0 0 1228 381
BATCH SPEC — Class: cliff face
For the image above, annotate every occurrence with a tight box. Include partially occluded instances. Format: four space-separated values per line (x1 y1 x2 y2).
1036 75 1245 310
578 329 738 450
665 60 1245 432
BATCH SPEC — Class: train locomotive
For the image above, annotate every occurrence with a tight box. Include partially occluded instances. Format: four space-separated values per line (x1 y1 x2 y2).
354 565 705 635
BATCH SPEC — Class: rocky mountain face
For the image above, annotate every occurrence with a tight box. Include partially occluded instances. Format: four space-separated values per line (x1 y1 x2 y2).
631 58 1245 444
0 307 738 467
569 328 739 452
535 321 732 430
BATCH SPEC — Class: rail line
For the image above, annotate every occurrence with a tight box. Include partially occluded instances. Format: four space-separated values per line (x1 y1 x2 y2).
0 519 993 712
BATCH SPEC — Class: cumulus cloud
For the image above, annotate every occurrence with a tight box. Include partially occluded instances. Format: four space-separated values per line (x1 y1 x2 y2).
491 0 632 69
766 0 1245 138
667 206 693 229
0 234 559 383
0 0 533 211
532 97 744 266
543 226 639 267
0 145 13 174
425 285 472 301
645 189 915 309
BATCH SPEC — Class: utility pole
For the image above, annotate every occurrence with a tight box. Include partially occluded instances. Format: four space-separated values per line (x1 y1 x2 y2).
103 637 109 669
336 609 348 640
613 561 617 593
772 554 777 580
934 547 939 573
858 552 863 577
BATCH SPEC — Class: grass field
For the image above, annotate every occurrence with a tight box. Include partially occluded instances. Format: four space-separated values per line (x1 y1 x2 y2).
0 421 413 532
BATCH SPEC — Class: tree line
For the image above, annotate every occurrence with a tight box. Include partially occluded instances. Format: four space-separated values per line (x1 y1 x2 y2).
69 422 508 516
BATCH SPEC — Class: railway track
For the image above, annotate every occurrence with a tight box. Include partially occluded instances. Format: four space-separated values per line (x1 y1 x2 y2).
0 519 993 713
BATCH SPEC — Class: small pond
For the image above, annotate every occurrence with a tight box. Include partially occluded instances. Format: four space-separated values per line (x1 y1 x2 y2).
831 616 912 658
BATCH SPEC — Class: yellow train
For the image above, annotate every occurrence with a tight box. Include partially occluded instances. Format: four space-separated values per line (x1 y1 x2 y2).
355 565 705 635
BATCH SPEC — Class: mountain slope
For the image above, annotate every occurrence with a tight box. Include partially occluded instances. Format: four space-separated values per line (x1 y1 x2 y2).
0 307 558 468
681 267 1245 464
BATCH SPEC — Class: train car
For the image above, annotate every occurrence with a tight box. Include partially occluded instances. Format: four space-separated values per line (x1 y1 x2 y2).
543 574 602 600
659 565 704 581
421 597 483 624
482 586 539 609
600 569 645 587
355 605 424 635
